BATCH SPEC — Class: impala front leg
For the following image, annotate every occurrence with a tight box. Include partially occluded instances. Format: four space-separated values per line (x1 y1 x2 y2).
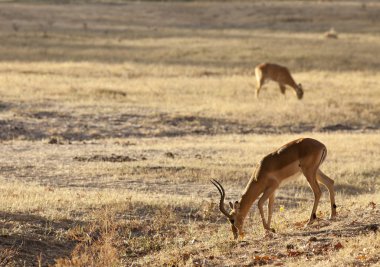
258 185 277 231
255 76 264 99
267 193 275 232
255 85 262 99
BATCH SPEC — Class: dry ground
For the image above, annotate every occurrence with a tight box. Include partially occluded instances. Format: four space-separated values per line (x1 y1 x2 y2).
0 134 379 266
0 1 379 266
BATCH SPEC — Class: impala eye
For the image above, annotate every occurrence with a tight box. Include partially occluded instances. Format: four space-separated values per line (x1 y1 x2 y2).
230 219 235 224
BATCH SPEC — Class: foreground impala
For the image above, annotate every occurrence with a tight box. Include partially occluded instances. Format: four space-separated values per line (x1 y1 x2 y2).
211 138 336 239
254 63 304 99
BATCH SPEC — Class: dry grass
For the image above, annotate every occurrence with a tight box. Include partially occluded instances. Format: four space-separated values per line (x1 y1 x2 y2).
0 134 379 265
0 62 379 140
0 1 379 266
0 177 379 266
55 208 122 267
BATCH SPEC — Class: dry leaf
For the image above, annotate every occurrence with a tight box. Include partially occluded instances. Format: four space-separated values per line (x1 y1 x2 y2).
253 255 274 264
368 201 376 209
356 254 366 261
287 250 303 257
294 220 308 227
334 242 344 250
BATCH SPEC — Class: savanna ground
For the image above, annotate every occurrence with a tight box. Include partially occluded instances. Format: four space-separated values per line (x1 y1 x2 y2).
0 1 379 266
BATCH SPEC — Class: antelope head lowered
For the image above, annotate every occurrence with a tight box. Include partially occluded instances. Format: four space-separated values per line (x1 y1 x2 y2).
211 138 337 239
254 62 304 100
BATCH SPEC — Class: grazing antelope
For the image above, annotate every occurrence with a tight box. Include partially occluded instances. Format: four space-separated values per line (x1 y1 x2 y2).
254 63 304 100
211 138 336 239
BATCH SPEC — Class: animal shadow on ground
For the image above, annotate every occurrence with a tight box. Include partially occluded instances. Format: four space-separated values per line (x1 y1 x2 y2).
0 211 81 266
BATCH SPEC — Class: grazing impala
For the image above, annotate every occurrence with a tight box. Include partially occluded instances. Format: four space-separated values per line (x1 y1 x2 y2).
211 138 336 239
254 63 304 100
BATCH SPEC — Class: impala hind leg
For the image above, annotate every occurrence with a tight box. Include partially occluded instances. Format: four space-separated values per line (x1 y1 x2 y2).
258 186 277 231
304 170 322 225
317 169 337 219
279 83 286 95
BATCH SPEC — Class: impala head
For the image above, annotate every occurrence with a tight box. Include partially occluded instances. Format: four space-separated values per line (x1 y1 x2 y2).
211 179 244 239
296 83 304 100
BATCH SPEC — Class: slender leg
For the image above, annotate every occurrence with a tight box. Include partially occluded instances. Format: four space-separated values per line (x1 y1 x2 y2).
256 79 264 99
304 170 322 225
317 169 337 218
258 186 277 230
255 71 265 99
279 83 286 95
267 193 275 231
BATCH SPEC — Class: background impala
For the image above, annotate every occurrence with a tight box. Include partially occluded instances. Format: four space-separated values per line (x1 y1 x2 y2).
255 63 304 100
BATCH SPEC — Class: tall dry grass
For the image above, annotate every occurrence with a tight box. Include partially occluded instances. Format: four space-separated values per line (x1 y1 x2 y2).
0 1 379 265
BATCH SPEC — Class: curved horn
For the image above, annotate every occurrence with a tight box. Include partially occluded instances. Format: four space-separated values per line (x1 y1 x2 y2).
211 179 232 219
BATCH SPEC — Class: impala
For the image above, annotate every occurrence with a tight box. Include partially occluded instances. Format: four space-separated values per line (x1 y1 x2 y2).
211 138 336 239
254 63 304 99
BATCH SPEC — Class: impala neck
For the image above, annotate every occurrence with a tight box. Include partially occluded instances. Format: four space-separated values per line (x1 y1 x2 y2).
238 179 265 220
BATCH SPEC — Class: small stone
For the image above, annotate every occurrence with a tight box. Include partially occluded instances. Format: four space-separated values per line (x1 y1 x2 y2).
286 244 295 250
164 152 175 158
48 137 58 144
365 224 378 233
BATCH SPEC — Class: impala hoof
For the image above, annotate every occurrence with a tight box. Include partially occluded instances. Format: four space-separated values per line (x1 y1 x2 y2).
264 229 276 238
264 227 276 233
304 220 315 229
306 213 317 225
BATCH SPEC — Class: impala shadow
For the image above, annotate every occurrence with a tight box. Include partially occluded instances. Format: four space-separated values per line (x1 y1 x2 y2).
1 110 377 141
285 223 379 238
0 112 317 141
281 183 371 196
0 211 82 266
0 101 13 112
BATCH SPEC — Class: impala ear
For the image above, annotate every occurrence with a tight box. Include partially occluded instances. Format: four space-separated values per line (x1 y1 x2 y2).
229 202 233 209
234 201 240 210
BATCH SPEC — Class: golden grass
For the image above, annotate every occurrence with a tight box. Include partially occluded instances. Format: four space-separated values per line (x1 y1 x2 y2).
0 1 379 265
0 133 379 265
55 208 122 267
0 62 379 136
